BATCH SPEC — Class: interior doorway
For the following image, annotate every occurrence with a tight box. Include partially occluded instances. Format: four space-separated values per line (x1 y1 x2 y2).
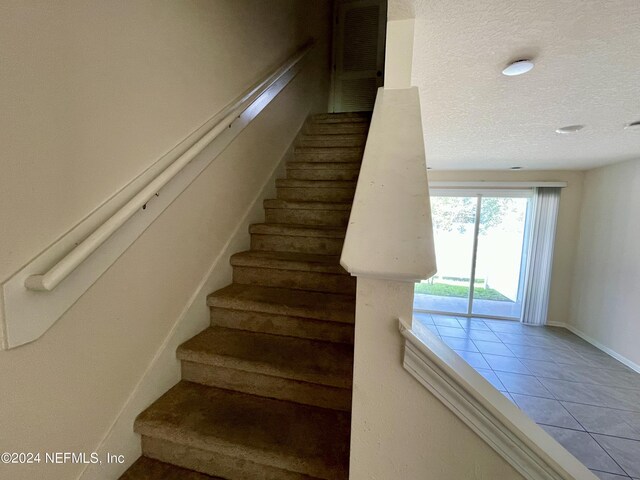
330 0 387 112
414 189 533 320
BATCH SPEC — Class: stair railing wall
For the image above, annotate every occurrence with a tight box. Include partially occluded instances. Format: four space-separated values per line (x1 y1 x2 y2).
399 320 597 480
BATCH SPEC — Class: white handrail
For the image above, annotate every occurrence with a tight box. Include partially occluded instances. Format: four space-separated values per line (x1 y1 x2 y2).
25 40 315 292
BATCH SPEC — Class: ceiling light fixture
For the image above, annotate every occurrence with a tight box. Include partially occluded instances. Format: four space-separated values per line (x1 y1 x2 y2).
556 125 585 134
624 121 640 130
502 59 534 76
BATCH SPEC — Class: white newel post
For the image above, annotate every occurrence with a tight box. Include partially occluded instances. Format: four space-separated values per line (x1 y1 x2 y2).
348 277 417 478
340 87 438 478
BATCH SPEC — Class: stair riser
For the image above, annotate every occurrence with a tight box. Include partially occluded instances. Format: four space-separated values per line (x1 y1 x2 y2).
298 136 366 148
294 150 363 163
251 234 344 255
303 123 369 135
209 308 354 344
233 266 356 295
277 187 355 202
141 437 329 480
181 362 352 411
265 208 350 226
286 168 360 181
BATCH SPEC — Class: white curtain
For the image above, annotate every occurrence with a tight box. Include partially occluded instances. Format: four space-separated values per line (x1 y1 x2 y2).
521 187 561 326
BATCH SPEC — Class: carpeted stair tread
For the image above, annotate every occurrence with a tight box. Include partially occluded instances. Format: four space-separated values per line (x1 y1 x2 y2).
276 179 357 189
231 250 347 274
263 200 353 228
264 199 352 210
135 382 350 479
276 180 356 202
119 456 224 479
177 326 353 388
297 134 367 147
303 122 369 135
249 223 346 238
285 169 359 181
310 112 371 123
250 225 346 255
287 161 362 170
209 308 355 344
294 147 364 163
207 284 355 324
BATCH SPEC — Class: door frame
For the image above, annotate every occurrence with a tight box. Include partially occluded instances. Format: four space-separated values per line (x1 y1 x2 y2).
414 188 534 321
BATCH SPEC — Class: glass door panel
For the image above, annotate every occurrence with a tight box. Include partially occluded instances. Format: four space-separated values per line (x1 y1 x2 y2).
471 197 530 318
413 195 477 314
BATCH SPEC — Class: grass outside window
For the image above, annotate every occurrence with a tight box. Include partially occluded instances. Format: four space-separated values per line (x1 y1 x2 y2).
414 282 511 302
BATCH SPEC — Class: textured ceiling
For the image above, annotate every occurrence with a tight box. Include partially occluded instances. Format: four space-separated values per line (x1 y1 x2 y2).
409 0 640 170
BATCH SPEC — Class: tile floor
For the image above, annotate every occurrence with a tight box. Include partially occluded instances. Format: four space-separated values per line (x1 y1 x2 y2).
413 312 640 480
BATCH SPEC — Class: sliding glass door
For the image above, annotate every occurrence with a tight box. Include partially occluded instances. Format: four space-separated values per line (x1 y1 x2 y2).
414 190 532 320
414 196 478 314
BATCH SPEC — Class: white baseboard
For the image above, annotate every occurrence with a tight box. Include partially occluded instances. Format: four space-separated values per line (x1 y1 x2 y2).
545 321 567 327
547 321 640 375
77 154 288 480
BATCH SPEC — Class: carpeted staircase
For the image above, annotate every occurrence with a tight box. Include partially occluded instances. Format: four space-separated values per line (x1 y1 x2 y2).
119 112 371 480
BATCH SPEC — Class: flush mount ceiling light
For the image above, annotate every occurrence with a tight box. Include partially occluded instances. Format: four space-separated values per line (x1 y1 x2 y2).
502 59 534 76
624 121 640 130
556 125 585 134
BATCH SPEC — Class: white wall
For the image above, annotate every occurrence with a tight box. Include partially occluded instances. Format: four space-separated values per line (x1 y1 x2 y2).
384 18 415 89
569 157 640 367
427 170 584 324
0 2 332 479
349 278 525 479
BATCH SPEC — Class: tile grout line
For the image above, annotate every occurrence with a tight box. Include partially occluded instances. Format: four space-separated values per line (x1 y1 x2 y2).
588 430 633 478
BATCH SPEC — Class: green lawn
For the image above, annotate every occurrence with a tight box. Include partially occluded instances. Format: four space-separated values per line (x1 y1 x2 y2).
442 276 484 284
414 282 511 302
